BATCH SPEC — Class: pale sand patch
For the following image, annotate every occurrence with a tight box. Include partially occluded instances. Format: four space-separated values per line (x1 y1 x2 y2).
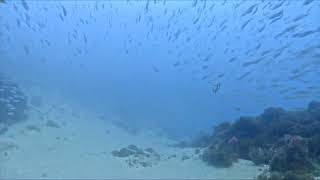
0 89 264 179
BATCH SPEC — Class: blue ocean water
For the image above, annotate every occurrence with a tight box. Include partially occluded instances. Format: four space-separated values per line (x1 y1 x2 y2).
0 0 320 139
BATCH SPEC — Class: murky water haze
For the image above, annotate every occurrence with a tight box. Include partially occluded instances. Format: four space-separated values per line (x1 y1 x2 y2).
1 0 320 138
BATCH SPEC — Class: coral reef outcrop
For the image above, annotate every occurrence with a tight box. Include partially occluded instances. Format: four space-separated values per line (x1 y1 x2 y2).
191 101 320 178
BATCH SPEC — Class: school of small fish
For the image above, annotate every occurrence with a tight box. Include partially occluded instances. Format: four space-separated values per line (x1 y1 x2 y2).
0 0 319 109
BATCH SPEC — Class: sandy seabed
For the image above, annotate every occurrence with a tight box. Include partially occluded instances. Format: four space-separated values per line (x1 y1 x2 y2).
0 88 264 179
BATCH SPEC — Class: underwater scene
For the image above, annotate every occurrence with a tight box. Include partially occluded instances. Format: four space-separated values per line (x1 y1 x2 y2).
1 0 320 179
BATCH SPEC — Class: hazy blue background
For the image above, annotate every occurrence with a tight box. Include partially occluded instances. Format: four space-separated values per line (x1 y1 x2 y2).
1 0 320 138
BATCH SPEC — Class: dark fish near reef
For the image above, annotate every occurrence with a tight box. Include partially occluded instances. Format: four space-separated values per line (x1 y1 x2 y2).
217 73 224 78
241 4 257 17
269 10 284 25
212 83 221 94
228 57 236 62
152 65 159 72
83 33 87 43
292 28 320 38
207 16 215 27
275 24 299 38
257 24 266 33
279 87 296 94
303 0 314 6
269 10 283 20
241 19 251 30
295 44 320 58
292 13 309 22
238 71 251 80
242 58 263 67
202 54 211 62
271 0 285 10
192 0 198 8
136 14 141 23
59 14 64 21
193 16 200 25
261 49 271 56
269 16 282 25
23 45 30 55
21 0 29 11
202 65 208 70
201 75 208 80
255 43 262 50
61 5 67 16
173 61 180 67
16 19 21 27
145 0 150 13
209 2 215 10
234 107 241 111
219 19 227 29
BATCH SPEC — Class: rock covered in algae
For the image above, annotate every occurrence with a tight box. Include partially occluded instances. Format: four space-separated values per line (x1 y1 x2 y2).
202 146 238 168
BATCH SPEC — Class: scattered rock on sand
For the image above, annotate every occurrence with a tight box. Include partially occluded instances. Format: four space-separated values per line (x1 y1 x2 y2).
41 173 48 178
112 145 161 168
144 147 155 154
0 123 8 135
195 149 200 154
0 138 18 151
25 125 41 132
112 147 136 157
46 120 60 128
71 112 80 119
181 154 191 161
168 154 177 159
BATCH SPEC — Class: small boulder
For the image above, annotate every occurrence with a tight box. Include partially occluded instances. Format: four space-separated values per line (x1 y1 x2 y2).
46 120 60 128
112 148 135 158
